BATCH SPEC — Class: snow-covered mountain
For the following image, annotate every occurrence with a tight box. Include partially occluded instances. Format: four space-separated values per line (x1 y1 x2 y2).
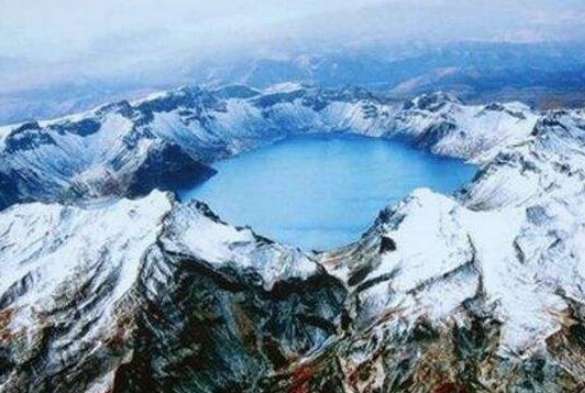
0 192 345 392
0 84 538 210
291 107 585 392
1 83 585 392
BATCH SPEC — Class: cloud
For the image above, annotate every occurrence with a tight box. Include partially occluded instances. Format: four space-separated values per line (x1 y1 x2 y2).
0 1 385 59
3 0 583 60
1 0 584 92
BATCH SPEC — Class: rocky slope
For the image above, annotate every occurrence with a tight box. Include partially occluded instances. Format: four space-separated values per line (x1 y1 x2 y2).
0 84 584 392
0 192 346 392
272 109 585 392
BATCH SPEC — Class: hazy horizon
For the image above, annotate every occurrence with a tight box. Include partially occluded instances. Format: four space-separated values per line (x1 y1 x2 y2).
3 1 585 89
2 1 585 124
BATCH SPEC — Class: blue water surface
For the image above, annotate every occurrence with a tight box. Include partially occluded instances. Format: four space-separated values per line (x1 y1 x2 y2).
179 134 475 251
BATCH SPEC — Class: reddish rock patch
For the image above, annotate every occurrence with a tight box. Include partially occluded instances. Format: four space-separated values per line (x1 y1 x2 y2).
0 308 14 342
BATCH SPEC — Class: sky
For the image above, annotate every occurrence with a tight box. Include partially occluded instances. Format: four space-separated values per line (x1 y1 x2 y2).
1 0 585 91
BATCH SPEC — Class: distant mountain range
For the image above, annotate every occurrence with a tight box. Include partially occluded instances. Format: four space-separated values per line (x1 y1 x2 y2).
2 42 585 125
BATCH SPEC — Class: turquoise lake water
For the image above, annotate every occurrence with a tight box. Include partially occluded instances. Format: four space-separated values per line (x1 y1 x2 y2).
179 134 476 251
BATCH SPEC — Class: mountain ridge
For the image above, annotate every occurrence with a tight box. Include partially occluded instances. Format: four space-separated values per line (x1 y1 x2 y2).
0 84 538 211
2 83 585 391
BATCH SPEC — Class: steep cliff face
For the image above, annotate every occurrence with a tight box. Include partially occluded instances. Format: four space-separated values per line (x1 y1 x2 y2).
269 108 585 392
0 192 346 393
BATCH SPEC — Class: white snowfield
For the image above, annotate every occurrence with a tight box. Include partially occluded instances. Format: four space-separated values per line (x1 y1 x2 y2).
0 84 584 372
0 192 172 344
